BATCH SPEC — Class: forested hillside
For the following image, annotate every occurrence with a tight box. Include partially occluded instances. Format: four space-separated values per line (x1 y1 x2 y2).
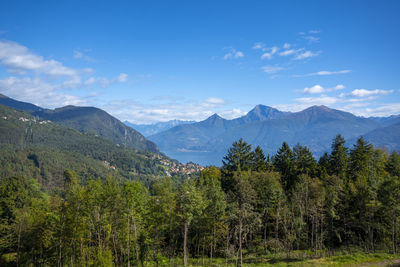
1 132 400 266
0 94 159 153
0 104 194 189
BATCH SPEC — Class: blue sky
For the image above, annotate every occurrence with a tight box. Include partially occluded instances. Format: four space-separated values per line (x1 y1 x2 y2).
0 0 399 123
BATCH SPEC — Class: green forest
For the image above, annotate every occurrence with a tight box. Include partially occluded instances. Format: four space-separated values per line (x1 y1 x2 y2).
1 134 400 266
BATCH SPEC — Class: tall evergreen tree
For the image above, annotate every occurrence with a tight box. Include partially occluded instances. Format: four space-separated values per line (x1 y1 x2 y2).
273 142 295 191
222 138 253 173
252 146 267 172
293 143 317 177
386 151 400 178
329 134 348 180
348 137 373 180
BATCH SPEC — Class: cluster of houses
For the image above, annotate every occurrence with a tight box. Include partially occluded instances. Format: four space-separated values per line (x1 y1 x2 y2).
1 115 51 125
161 160 204 175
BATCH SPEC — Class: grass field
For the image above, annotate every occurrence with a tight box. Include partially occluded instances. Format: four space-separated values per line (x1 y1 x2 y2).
149 252 400 266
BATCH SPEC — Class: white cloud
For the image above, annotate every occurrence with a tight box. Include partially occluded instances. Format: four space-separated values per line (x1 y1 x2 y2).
294 50 320 60
296 95 339 105
0 76 86 108
102 97 244 124
335 84 345 90
252 42 265 50
261 65 285 74
283 43 291 49
294 69 351 77
0 40 79 78
73 49 95 62
302 85 324 94
350 89 394 97
234 51 244 58
223 49 244 60
204 97 225 105
342 103 400 117
303 36 320 43
117 73 128 83
73 50 83 59
309 30 321 34
84 77 96 85
223 53 233 60
219 108 246 119
279 48 303 56
302 84 345 94
261 46 278 60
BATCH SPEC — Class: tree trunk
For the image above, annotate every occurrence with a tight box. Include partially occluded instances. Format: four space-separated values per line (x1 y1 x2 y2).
239 217 243 266
183 221 188 266
210 226 214 264
275 208 280 240
226 231 229 265
202 236 205 265
127 208 130 267
393 211 396 254
132 214 139 262
17 221 22 267
264 219 267 250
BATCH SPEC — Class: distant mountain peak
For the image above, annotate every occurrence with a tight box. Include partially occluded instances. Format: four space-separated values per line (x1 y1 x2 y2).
243 104 287 121
306 105 330 110
207 113 223 120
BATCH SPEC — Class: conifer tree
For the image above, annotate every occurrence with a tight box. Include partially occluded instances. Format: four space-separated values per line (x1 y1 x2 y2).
252 145 267 172
273 142 295 191
329 134 348 180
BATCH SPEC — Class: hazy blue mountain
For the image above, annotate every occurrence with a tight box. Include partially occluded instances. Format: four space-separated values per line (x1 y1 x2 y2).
369 115 400 126
0 94 159 153
149 105 389 166
360 122 400 151
124 119 195 136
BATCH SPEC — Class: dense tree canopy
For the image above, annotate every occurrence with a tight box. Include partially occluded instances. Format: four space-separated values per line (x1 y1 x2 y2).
1 135 400 266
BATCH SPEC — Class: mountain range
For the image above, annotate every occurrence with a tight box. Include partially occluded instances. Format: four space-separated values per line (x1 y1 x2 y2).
124 120 195 137
148 105 400 166
1 94 399 167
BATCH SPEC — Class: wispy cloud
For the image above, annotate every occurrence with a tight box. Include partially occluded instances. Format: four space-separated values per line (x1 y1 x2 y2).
116 73 128 83
295 95 340 105
0 39 131 108
300 30 322 43
293 69 351 77
342 103 400 117
223 48 244 60
103 96 245 124
261 65 285 74
279 48 303 56
84 73 129 88
261 46 278 59
309 30 322 34
294 50 321 60
252 42 265 50
348 89 394 97
73 49 95 62
303 36 320 43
